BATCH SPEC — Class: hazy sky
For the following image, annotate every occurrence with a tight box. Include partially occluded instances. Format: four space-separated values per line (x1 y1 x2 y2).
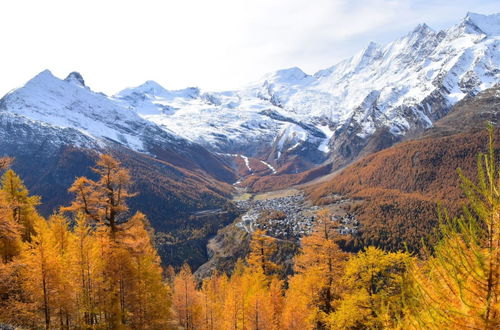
1 0 499 96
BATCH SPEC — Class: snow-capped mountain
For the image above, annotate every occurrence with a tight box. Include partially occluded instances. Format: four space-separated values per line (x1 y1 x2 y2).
0 69 235 179
0 70 185 152
116 12 500 170
0 69 240 220
1 12 499 180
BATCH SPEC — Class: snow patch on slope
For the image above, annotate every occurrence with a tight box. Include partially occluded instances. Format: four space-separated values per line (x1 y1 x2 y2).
240 155 252 172
260 160 277 174
317 124 334 153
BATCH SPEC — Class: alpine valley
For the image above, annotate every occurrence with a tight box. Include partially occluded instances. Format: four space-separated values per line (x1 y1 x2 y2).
1 12 499 270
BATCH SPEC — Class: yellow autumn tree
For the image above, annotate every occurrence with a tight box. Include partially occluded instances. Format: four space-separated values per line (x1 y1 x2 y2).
1 169 41 242
283 208 349 329
63 154 171 329
199 272 229 329
223 259 246 330
121 212 171 329
328 247 412 329
47 213 78 328
172 263 202 329
406 126 500 329
0 157 13 171
21 216 66 329
63 154 135 328
0 190 22 263
240 229 284 329
0 155 174 329
63 154 135 238
0 162 38 326
69 212 100 327
266 276 285 330
247 228 280 277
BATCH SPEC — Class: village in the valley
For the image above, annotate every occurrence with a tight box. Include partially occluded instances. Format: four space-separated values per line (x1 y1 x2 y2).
234 192 359 240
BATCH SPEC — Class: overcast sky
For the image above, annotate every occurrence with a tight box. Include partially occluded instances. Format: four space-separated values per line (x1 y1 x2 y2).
0 0 498 96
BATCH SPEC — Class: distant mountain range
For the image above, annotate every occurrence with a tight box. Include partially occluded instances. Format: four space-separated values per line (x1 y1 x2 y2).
0 12 499 268
115 12 500 171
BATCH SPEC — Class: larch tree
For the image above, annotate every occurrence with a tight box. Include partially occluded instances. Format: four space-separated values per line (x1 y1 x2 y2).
282 273 314 330
172 263 202 330
62 154 133 328
243 229 282 329
0 157 13 170
247 228 280 278
47 213 77 329
223 260 246 330
265 276 285 330
121 211 171 329
63 154 171 329
0 161 38 326
200 272 229 330
69 212 99 327
1 169 41 242
328 247 412 329
21 216 64 329
0 155 175 329
63 154 135 238
406 126 500 329
283 208 349 329
0 191 22 263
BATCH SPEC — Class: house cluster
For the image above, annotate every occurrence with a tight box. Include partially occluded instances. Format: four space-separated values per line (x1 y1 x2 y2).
235 193 358 240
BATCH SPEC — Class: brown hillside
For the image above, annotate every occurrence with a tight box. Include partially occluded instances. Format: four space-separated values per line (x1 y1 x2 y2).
308 129 500 252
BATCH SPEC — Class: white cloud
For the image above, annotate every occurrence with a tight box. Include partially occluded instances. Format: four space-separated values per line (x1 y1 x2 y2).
0 0 498 96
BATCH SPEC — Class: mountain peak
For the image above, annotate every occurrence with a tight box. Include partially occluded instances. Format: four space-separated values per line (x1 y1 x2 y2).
361 41 381 55
266 67 308 84
461 12 500 35
22 69 60 88
34 69 56 80
65 72 85 86
348 41 382 71
141 80 165 89
133 80 170 97
411 23 432 34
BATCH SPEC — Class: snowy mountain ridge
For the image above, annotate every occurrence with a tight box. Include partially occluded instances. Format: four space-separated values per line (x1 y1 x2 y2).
1 12 499 175
0 69 188 153
113 12 500 169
